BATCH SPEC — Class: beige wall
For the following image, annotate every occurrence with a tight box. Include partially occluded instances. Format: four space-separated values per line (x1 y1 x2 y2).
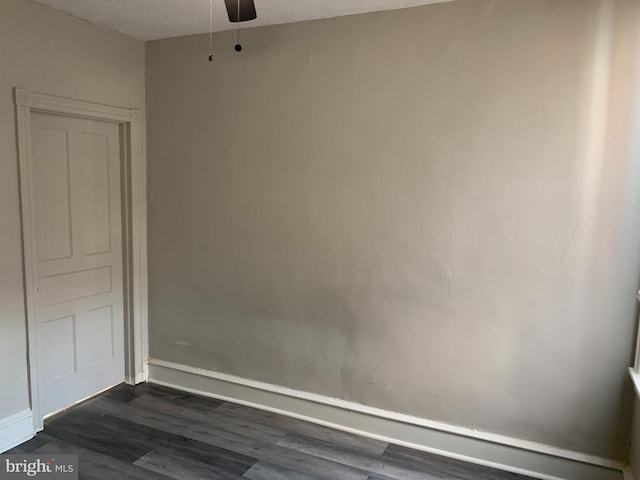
630 396 640 478
0 0 145 420
146 0 640 459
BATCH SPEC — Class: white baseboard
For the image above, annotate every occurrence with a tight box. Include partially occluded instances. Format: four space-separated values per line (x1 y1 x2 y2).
125 372 147 385
148 358 624 480
0 409 34 453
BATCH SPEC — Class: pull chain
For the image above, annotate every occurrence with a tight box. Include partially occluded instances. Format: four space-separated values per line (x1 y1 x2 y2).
234 0 242 52
208 0 214 61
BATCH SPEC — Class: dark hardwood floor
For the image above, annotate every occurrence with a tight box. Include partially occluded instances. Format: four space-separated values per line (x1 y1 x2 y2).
9 383 535 479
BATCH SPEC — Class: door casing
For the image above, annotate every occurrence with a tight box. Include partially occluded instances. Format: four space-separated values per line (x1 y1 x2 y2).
14 88 148 432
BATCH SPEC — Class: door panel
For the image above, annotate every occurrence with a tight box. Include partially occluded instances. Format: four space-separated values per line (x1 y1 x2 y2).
30 112 125 416
80 132 112 255
32 127 72 262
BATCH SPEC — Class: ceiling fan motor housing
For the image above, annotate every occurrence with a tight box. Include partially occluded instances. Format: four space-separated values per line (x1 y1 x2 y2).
224 0 257 22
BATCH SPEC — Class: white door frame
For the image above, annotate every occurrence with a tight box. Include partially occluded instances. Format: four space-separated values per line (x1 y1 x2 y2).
14 88 148 431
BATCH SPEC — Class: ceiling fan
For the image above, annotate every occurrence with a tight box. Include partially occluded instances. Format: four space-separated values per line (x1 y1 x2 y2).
224 0 257 23
209 0 257 60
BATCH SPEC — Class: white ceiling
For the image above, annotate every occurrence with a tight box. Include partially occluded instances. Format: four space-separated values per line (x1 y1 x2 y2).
32 0 452 41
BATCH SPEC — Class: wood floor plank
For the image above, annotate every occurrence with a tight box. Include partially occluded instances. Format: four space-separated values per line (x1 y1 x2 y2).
102 383 148 404
366 476 407 480
277 434 446 480
10 383 539 480
139 383 225 409
243 461 331 480
76 411 257 475
4 446 29 455
128 393 285 443
81 396 370 480
382 444 536 480
134 447 244 480
215 402 388 455
32 433 175 480
138 383 225 407
6 435 48 454
82 394 283 446
44 414 153 463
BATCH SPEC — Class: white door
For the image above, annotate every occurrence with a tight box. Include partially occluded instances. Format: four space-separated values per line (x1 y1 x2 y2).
30 112 125 417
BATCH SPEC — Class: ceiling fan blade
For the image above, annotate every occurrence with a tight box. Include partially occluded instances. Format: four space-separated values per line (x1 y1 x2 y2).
224 0 257 22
